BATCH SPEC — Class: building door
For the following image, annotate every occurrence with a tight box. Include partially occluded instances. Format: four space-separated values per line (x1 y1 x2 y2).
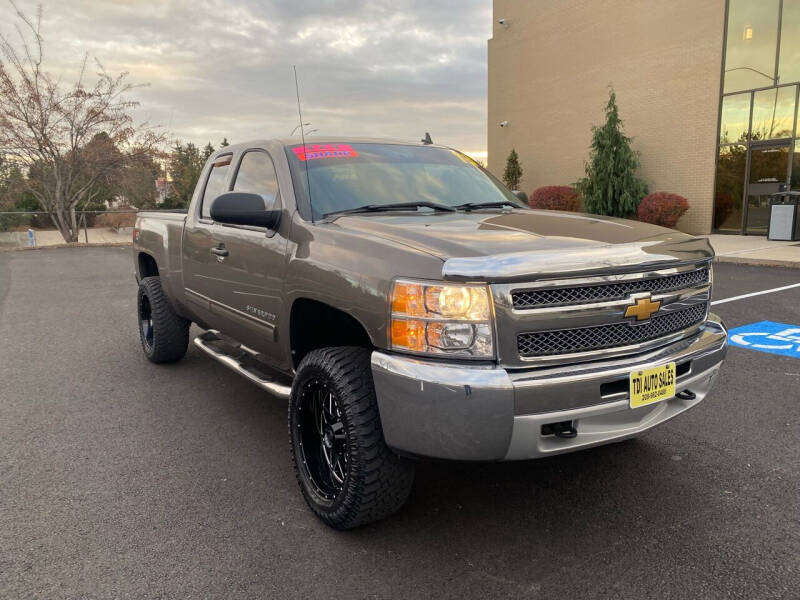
744 140 791 234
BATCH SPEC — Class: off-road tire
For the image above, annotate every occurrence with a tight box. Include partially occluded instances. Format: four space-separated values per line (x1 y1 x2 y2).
137 276 190 363
289 347 415 529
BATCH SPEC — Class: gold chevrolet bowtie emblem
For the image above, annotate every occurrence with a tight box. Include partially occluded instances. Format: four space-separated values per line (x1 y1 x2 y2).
624 296 661 322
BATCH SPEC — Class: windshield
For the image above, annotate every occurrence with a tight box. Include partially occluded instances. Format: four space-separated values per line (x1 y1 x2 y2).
284 143 525 220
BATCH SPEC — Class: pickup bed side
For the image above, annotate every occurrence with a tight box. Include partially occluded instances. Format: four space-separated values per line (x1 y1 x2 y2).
134 212 188 314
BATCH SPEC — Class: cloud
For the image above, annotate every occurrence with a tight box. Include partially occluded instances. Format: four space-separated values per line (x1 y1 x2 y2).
0 0 490 152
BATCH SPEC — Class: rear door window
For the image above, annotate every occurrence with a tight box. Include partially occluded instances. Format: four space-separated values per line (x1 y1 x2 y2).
201 155 232 219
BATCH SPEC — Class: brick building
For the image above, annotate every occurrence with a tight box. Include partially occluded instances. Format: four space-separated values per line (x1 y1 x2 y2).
488 0 800 235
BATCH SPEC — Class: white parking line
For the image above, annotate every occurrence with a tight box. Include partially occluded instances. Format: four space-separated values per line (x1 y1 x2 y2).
711 282 800 306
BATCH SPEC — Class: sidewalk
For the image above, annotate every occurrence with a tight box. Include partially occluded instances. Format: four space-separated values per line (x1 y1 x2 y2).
0 227 132 251
704 234 800 269
34 227 132 247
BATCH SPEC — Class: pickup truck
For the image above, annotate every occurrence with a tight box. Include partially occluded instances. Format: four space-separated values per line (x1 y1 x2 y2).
133 137 727 529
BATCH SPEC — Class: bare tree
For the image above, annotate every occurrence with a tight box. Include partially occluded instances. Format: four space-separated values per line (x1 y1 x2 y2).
0 2 164 242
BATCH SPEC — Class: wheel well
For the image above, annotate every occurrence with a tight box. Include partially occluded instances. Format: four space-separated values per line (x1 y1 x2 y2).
290 299 373 368
138 252 159 279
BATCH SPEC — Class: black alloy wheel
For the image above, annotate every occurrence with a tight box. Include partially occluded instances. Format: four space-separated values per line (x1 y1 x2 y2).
289 347 415 529
136 276 190 363
296 378 349 501
139 294 154 353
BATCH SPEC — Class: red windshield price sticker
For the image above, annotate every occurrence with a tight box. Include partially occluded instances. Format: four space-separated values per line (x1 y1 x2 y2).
293 144 359 161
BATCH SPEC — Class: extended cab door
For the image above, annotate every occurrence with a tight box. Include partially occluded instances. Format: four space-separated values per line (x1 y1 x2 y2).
182 148 289 367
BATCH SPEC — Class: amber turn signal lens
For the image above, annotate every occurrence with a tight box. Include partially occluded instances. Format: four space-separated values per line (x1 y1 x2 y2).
391 282 425 316
391 319 426 352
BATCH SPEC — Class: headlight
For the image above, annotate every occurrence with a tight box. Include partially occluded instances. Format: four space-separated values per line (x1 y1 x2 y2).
390 279 494 358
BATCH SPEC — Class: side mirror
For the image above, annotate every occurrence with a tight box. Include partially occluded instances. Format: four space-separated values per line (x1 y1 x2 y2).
210 192 281 229
512 190 528 203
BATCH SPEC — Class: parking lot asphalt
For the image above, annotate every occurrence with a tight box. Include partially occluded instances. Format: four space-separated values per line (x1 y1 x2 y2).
1 247 798 599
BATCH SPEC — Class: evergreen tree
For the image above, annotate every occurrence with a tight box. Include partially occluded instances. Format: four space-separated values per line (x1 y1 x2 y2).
166 141 205 208
576 90 648 218
202 142 216 161
502 148 523 190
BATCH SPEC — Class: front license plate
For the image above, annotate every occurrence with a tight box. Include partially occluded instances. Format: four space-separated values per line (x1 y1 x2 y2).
629 362 676 408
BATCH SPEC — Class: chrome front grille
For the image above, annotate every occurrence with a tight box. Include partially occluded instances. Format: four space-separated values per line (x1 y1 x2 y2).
516 303 707 358
511 267 709 310
489 261 713 367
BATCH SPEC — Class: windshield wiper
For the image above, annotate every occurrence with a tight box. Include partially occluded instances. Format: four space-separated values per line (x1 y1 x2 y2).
453 201 519 212
324 201 456 218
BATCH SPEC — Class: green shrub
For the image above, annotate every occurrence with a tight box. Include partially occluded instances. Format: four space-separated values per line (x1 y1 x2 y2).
503 149 523 190
575 90 648 218
0 211 30 232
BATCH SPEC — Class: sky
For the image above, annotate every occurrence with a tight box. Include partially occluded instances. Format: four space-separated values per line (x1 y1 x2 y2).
0 0 491 159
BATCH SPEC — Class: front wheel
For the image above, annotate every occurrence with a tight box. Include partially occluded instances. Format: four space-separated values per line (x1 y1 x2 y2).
289 347 415 529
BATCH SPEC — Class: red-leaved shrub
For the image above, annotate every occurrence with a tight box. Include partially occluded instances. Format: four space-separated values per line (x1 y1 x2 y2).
529 186 580 212
637 193 689 228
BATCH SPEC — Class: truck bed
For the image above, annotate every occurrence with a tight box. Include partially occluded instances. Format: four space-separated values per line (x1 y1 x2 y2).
136 210 188 220
134 211 189 307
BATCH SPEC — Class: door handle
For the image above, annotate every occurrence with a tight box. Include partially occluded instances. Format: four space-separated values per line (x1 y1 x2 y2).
211 246 229 257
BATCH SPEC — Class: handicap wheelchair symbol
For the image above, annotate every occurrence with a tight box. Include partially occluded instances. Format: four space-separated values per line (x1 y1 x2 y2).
727 321 800 358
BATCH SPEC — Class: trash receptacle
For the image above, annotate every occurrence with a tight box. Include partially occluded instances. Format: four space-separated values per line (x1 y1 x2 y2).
767 190 800 241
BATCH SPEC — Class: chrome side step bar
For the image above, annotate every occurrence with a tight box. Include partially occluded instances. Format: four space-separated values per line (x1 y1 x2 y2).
193 330 292 399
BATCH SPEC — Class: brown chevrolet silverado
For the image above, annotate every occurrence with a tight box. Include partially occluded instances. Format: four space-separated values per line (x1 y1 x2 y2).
133 138 727 529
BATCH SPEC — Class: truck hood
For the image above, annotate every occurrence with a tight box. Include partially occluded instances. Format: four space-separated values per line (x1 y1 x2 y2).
331 209 713 281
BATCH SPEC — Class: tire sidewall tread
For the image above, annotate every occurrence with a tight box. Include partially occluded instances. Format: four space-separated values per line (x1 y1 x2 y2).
289 346 415 530
137 276 190 364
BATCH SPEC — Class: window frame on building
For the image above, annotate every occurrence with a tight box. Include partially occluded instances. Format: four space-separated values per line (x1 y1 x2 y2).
713 0 800 234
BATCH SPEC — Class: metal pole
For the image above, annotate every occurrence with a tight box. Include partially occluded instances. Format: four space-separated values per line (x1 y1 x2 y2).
789 85 799 188
82 212 88 243
775 0 783 85
742 91 756 234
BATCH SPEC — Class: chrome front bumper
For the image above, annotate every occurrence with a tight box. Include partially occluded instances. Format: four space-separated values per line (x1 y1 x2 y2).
371 314 727 461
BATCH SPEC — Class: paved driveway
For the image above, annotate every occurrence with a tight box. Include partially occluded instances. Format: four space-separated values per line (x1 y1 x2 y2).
1 248 798 599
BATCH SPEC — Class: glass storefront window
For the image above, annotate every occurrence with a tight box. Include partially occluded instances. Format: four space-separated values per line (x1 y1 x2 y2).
751 85 797 140
746 143 790 234
723 0 780 93
749 144 790 183
717 1 800 234
779 0 800 85
714 145 748 231
720 93 752 144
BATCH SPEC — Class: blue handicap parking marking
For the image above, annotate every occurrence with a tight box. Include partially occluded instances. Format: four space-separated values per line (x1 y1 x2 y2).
728 321 800 358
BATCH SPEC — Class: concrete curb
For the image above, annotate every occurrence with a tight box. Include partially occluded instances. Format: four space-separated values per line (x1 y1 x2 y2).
715 255 800 269
0 242 132 253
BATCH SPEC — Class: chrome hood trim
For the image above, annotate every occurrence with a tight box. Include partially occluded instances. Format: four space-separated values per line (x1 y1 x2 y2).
441 236 714 282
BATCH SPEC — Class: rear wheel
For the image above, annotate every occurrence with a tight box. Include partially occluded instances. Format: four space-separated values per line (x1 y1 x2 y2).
137 276 190 363
289 347 415 529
